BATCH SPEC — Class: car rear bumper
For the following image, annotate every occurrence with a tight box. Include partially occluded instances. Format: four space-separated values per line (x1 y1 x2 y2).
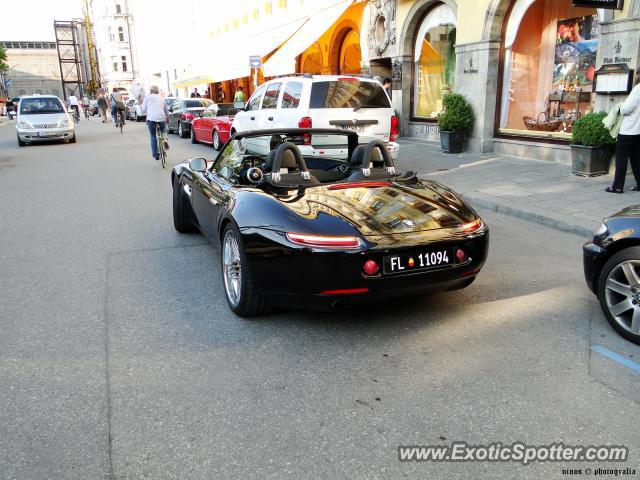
17 128 74 141
244 228 488 309
583 241 607 294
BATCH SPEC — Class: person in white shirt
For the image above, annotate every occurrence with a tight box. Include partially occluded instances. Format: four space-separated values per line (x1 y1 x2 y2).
141 85 170 160
68 94 80 121
608 68 640 193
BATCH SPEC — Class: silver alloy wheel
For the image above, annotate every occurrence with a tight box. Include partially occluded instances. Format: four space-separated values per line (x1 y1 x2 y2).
178 122 183 137
213 130 219 150
222 230 242 307
604 260 640 335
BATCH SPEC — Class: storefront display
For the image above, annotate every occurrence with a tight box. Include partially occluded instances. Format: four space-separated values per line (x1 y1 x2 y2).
498 0 599 138
413 4 456 119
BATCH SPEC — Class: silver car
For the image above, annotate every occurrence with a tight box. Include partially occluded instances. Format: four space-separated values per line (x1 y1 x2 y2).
16 95 76 146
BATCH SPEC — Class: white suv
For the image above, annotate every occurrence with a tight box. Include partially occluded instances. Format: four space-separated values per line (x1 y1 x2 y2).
231 75 399 158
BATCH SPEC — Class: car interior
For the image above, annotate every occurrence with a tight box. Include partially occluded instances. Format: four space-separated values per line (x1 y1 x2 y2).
218 133 408 188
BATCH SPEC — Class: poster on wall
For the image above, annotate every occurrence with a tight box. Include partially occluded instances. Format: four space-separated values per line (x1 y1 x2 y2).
553 15 599 91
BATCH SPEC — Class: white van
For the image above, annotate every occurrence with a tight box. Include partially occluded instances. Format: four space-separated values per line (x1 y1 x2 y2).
231 75 399 158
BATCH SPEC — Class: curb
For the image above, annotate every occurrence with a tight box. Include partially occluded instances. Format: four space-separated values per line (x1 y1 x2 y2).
463 194 594 239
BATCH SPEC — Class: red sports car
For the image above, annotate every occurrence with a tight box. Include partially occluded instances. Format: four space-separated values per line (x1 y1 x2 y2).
190 103 238 150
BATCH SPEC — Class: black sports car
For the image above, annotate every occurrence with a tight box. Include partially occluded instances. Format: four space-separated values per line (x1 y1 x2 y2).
167 98 213 138
171 129 489 316
584 206 640 345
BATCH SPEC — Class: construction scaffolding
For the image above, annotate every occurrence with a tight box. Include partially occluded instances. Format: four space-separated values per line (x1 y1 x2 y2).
54 21 84 100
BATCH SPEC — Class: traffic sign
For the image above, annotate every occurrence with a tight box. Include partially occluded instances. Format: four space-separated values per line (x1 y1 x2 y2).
249 55 262 68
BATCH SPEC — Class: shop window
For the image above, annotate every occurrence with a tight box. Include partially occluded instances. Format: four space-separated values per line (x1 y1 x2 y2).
413 4 456 119
339 29 361 74
498 0 599 139
118 26 125 42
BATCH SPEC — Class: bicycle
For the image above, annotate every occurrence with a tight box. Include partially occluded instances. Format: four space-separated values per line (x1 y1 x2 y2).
84 105 90 121
155 124 167 168
71 105 80 123
114 109 125 133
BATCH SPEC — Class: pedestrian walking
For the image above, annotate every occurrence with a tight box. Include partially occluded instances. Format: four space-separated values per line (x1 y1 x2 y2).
97 93 108 122
191 88 201 98
217 85 225 103
234 86 244 103
606 67 640 194
382 77 392 100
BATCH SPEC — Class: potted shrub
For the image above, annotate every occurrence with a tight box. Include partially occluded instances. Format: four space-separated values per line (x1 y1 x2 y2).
437 93 474 153
570 112 615 177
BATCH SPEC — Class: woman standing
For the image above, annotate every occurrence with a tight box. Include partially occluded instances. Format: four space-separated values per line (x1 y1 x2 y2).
607 67 640 193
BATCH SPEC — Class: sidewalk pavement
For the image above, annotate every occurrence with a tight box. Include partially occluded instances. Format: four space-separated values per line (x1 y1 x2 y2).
395 137 635 238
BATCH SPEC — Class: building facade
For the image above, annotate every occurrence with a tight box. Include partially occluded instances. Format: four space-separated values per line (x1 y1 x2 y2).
88 0 140 92
389 0 640 162
1 41 63 98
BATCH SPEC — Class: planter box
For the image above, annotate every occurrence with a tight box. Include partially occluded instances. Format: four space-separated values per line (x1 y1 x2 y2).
440 130 465 153
571 144 612 177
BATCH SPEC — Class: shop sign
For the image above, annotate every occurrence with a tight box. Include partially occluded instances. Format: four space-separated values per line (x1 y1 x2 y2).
572 0 623 9
463 58 478 74
603 41 632 64
249 56 262 68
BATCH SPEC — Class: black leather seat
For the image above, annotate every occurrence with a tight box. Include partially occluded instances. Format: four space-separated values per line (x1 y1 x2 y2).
266 143 320 185
346 140 396 181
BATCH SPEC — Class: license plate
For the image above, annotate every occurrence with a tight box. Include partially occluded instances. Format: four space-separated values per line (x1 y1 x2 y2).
383 248 453 274
39 131 57 137
339 124 365 132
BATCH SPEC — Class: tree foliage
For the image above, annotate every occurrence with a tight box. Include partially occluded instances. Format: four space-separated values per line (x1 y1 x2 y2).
0 44 8 73
571 112 616 147
437 93 474 132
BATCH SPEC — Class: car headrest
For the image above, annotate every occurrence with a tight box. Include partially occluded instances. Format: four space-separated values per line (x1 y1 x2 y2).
281 149 297 170
264 150 278 172
371 148 384 168
349 145 367 168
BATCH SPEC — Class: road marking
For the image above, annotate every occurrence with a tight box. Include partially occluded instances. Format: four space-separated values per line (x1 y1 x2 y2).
592 345 640 374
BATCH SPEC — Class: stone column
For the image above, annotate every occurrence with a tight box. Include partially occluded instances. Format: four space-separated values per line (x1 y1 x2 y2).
593 15 640 112
454 40 502 153
396 54 412 135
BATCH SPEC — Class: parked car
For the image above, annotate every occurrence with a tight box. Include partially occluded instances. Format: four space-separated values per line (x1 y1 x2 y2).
167 98 213 138
584 207 640 345
15 95 75 146
231 75 400 159
171 128 488 316
164 97 176 109
89 100 99 116
125 98 146 121
190 103 239 150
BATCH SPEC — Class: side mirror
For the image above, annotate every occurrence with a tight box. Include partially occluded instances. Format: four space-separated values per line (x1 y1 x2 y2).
189 157 208 173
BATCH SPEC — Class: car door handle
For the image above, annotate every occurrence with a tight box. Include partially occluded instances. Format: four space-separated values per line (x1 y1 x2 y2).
183 184 192 197
250 116 255 120
267 116 273 121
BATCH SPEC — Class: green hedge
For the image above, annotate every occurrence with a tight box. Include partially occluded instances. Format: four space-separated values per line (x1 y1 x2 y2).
571 112 616 147
437 93 474 132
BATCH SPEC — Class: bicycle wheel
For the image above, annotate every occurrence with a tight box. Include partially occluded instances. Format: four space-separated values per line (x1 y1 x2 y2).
119 113 123 133
156 127 166 168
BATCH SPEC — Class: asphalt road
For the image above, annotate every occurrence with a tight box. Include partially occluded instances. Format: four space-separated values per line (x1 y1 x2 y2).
0 118 639 480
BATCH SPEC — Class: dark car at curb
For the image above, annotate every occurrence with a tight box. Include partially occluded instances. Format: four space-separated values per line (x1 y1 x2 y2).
584 206 640 345
171 128 489 316
167 98 213 138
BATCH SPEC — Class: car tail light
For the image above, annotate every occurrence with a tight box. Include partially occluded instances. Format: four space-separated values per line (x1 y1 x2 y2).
461 219 483 233
320 288 369 295
182 113 195 121
286 233 361 249
456 248 467 263
390 115 400 142
363 259 379 276
298 116 312 145
328 181 391 190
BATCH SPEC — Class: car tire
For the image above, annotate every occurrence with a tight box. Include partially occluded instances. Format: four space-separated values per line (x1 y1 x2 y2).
191 126 198 144
69 133 77 144
172 178 198 234
178 121 188 138
213 130 221 151
597 247 640 345
17 134 26 147
221 223 269 317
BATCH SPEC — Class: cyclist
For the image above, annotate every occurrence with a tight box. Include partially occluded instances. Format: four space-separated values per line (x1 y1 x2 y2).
109 88 126 127
141 85 170 161
68 94 80 122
